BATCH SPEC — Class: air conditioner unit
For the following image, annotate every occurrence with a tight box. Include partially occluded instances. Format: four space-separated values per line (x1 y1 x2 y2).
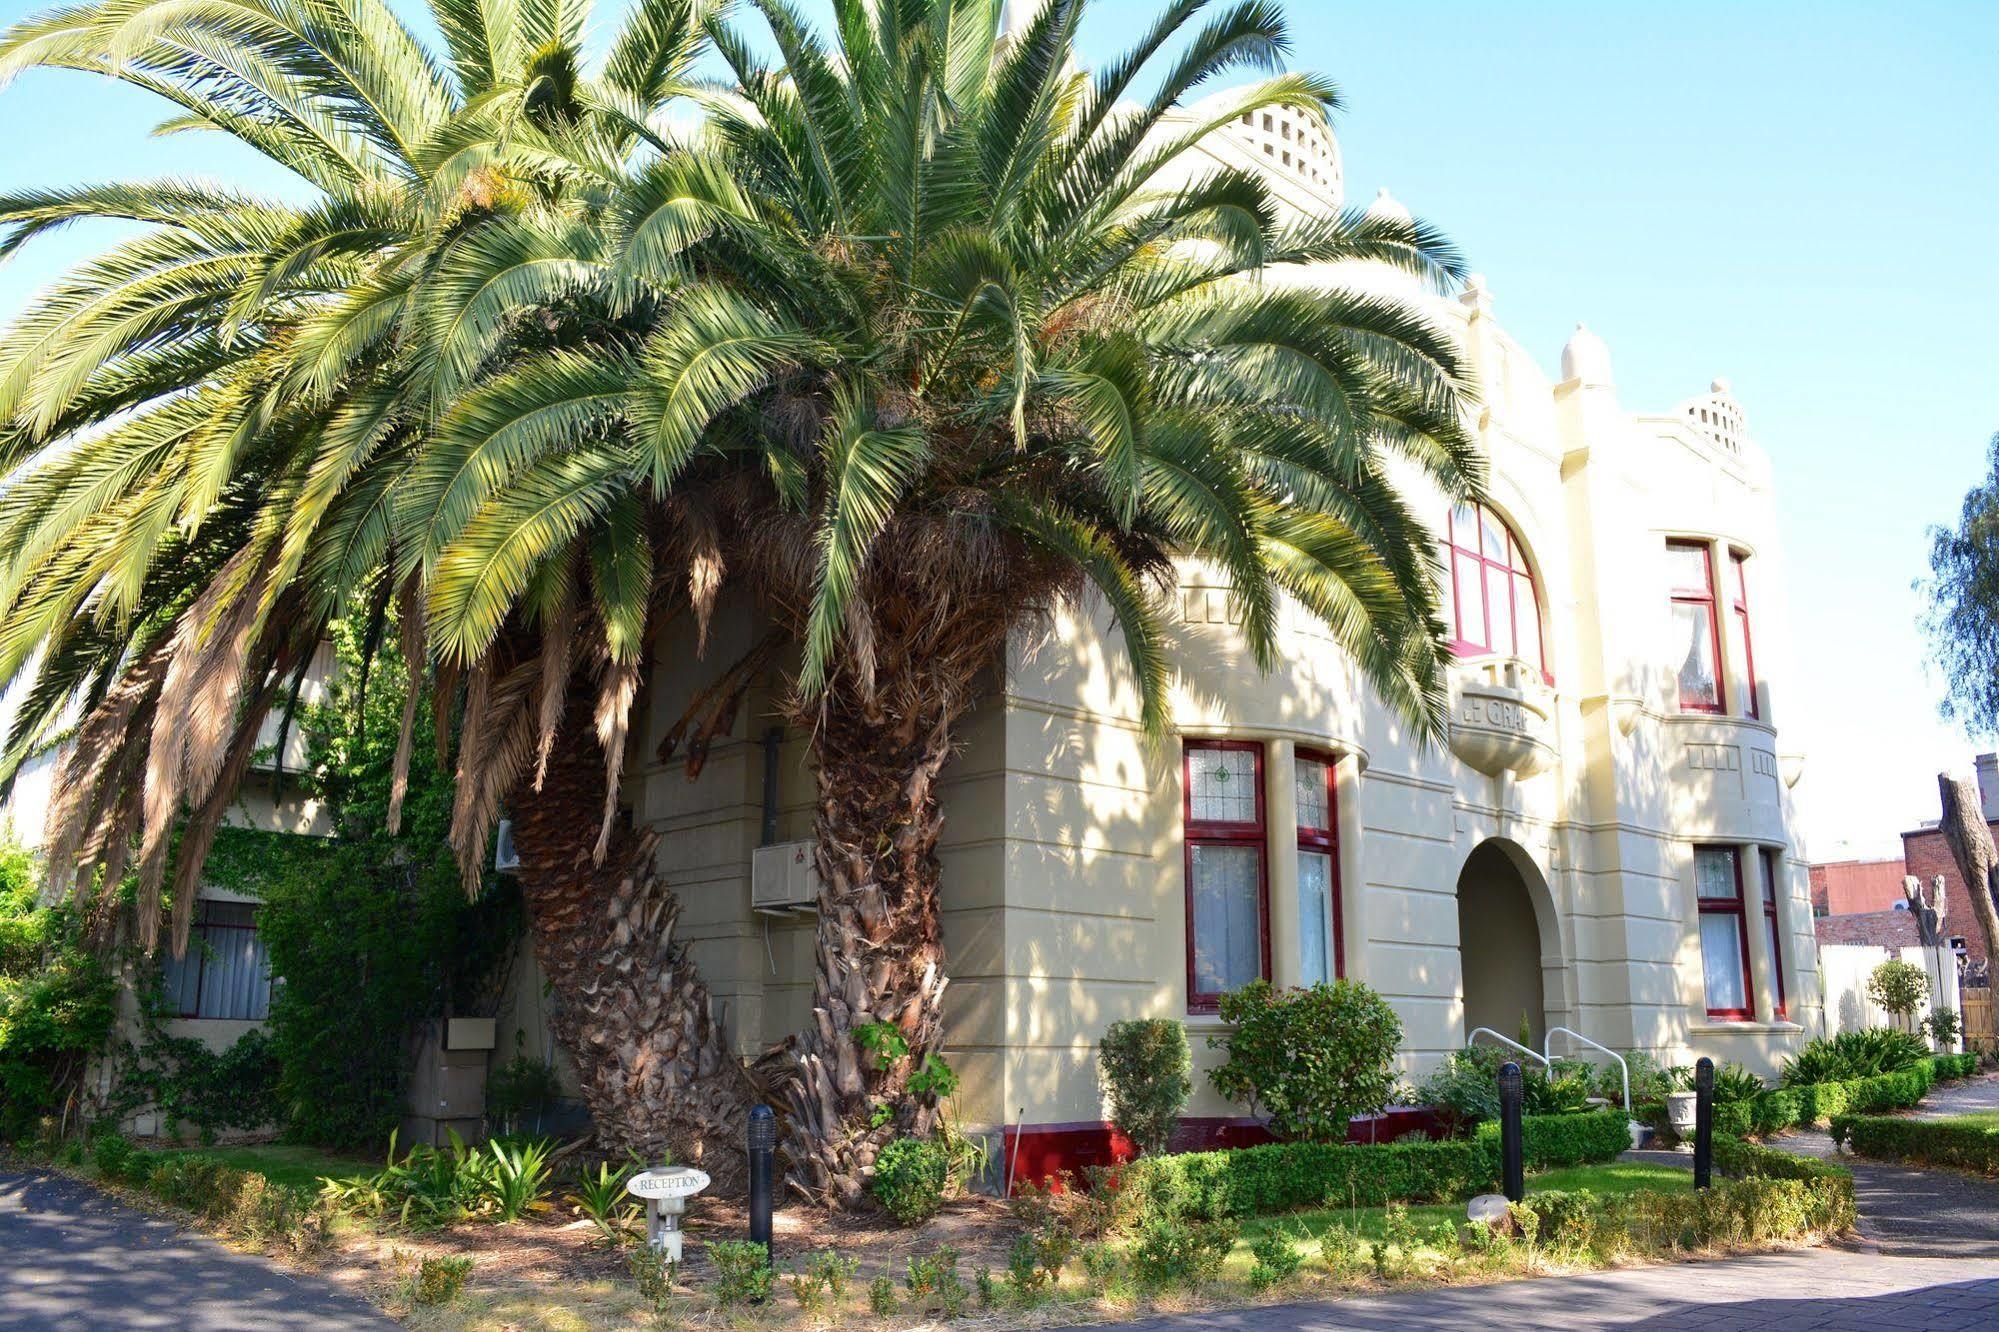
494 818 521 874
751 839 819 914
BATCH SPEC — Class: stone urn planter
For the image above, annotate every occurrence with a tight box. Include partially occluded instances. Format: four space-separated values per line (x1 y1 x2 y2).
1666 1090 1698 1151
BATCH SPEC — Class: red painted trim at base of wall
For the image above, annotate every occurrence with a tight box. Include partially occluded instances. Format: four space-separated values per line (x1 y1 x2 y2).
1000 1106 1449 1192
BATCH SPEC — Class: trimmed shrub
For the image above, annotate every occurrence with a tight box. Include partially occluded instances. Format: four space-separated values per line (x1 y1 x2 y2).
1126 1109 1628 1225
1474 1109 1629 1169
1831 1114 1999 1175
90 1132 135 1179
871 1137 948 1226
1867 960 1929 1025
1097 1019 1190 1156
1207 979 1402 1143
1125 1136 1497 1223
1723 1057 1950 1137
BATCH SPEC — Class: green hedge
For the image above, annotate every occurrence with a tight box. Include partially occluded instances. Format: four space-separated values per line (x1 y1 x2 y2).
1713 1057 1964 1138
1125 1136 1496 1221
1126 1110 1631 1222
1477 1108 1631 1168
1830 1114 1999 1176
1515 1174 1851 1254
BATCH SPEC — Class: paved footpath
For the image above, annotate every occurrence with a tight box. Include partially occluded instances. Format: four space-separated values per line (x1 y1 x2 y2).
1077 1073 1999 1330
0 1167 397 1331
1072 1249 1999 1330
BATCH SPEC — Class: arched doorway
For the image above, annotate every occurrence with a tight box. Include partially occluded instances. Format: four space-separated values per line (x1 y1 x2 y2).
1455 840 1559 1046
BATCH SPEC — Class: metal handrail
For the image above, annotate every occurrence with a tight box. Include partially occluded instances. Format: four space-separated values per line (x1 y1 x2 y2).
1468 1027 1551 1069
1544 1026 1630 1121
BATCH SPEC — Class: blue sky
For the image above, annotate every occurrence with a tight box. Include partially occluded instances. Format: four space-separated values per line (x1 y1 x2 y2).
1 0 1994 858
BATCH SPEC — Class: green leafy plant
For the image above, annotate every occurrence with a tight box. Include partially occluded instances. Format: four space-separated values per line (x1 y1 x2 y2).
785 1250 855 1313
0 833 115 1142
1779 1029 1930 1086
906 1054 959 1101
567 1158 641 1245
1207 979 1403 1143
870 1136 948 1225
1316 1220 1366 1279
708 1240 775 1307
903 1245 967 1317
1129 1214 1237 1288
401 1252 474 1306
483 1137 554 1221
1247 1225 1305 1290
1869 960 1930 1026
867 1275 898 1316
1924 1008 1964 1051
90 1131 135 1179
1414 1049 1502 1130
853 1021 911 1071
625 1247 679 1323
1711 1062 1765 1105
1098 1018 1192 1156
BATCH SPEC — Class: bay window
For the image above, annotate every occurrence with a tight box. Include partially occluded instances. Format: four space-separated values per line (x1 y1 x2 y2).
1294 751 1343 986
1731 550 1759 719
1762 848 1787 1018
1694 847 1753 1019
1442 503 1548 681
1668 541 1725 713
1184 741 1269 1010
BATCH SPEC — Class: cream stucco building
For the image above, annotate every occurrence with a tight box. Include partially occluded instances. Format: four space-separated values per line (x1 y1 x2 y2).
605 96 1820 1163
8 79 1819 1161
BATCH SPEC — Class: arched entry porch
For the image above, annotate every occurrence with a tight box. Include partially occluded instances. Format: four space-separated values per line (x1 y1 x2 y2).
1455 838 1564 1046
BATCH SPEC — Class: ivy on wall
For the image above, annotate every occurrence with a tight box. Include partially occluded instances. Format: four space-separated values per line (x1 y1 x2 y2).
149 614 520 1149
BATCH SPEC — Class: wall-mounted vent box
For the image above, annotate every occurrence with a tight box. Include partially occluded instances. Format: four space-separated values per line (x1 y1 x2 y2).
751 840 820 914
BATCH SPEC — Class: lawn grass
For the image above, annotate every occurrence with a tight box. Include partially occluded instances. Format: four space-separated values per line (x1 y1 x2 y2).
157 1142 379 1194
1234 1159 1693 1249
1931 1110 1999 1129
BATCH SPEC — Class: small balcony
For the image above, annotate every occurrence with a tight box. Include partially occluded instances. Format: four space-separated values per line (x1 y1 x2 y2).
1448 655 1557 779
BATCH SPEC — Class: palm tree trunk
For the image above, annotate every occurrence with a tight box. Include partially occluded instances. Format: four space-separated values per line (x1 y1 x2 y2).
782 702 955 1206
506 702 755 1188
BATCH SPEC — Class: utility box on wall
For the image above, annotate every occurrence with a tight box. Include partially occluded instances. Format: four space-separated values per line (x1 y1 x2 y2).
751 839 820 914
403 1019 489 1146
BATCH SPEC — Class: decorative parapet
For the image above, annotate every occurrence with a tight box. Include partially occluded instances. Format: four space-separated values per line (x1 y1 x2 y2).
1449 656 1557 779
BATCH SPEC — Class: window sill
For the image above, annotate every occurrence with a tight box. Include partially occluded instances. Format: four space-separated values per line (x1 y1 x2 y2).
1689 1019 1804 1035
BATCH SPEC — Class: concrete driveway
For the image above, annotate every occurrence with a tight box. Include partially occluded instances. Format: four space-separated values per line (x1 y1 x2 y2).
0 1167 398 1330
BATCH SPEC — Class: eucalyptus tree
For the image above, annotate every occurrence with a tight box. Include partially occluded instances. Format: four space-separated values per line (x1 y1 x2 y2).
0 0 766 1175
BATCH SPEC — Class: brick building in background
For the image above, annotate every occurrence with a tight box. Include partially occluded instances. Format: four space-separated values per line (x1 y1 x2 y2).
1807 754 1998 983
1809 857 1909 916
1893 752 1999 982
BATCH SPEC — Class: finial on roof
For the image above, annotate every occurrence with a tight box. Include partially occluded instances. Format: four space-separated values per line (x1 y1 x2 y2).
1561 322 1613 386
1366 187 1412 223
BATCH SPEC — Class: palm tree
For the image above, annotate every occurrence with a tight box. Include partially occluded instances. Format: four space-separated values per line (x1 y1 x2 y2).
0 0 1483 1206
413 0 1484 1201
0 0 763 1177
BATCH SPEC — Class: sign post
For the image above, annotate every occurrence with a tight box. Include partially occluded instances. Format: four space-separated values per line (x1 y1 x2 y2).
624 1165 711 1265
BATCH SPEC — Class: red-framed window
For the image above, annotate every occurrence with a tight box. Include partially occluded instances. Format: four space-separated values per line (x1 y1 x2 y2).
1695 846 1754 1020
1442 504 1549 682
1295 750 1343 985
1668 541 1725 713
1730 550 1759 720
1184 740 1271 1012
1761 848 1787 1019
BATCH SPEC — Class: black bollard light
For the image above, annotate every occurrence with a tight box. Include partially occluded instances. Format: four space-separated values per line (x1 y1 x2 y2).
748 1103 776 1262
1692 1057 1714 1191
1498 1060 1525 1203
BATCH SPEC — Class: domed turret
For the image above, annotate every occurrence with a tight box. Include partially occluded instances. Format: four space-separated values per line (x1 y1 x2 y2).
1561 323 1613 387
1366 187 1412 223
